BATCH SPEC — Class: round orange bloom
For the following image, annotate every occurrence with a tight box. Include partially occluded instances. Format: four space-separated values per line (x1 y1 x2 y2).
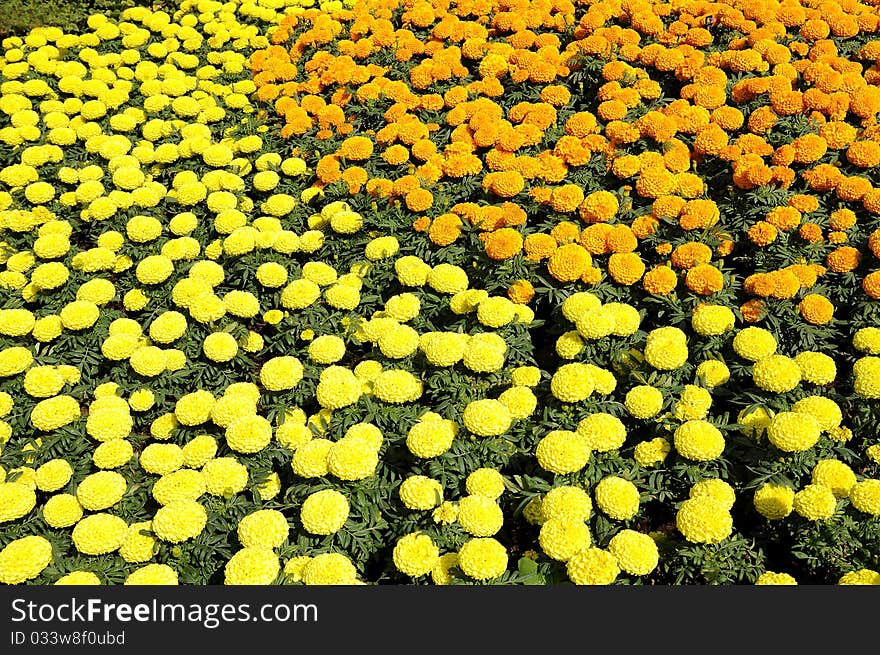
405 188 434 212
740 299 766 323
869 228 880 259
551 221 581 245
338 135 374 161
484 228 524 260
579 191 619 223
383 144 410 165
508 279 535 304
671 242 713 269
547 243 592 282
635 167 676 199
748 221 778 246
785 264 819 288
524 233 558 261
429 213 463 246
788 194 819 213
768 270 802 299
642 265 678 294
685 264 724 295
413 216 431 232
608 253 645 285
655 242 673 256
653 195 686 219
826 246 860 273
578 224 613 255
501 203 527 227
605 225 637 253
489 171 525 198
551 184 585 213
632 215 659 239
716 239 734 257
679 199 720 230
847 141 880 168
581 267 603 285
765 206 802 231
798 294 834 325
794 216 822 241
863 271 880 299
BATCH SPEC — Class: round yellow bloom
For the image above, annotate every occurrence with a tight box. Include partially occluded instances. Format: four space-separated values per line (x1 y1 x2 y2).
399 476 444 510
458 495 504 536
125 563 178 586
577 413 627 451
595 476 640 520
465 468 505 499
676 497 732 543
608 530 659 575
35 459 73 492
625 385 664 419
811 460 856 498
539 518 592 561
300 489 349 535
793 484 837 520
767 412 821 452
850 479 880 516
537 430 590 474
0 536 52 584
567 548 619 585
673 420 726 461
0 481 36 522
756 572 797 585
550 363 594 402
224 548 280 585
43 493 83 528
462 399 512 436
152 500 208 543
644 327 688 370
76 471 127 510
393 532 440 577
733 327 777 361
72 513 128 555
753 483 795 520
238 509 289 549
457 537 508 581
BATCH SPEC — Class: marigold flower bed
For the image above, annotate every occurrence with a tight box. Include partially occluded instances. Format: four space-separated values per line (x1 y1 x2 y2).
1 0 880 586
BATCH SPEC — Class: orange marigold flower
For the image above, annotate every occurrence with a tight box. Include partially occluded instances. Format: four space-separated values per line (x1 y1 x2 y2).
488 171 525 198
484 228 524 260
579 190 619 223
788 194 819 213
655 242 673 256
741 299 766 323
508 279 535 304
429 213 463 246
550 185 585 213
671 242 713 269
383 144 410 166
581 266 604 285
635 167 676 199
768 270 802 299
685 264 724 295
643 265 678 294
608 252 645 285
631 215 659 239
679 199 720 230
785 264 818 289
405 188 434 213
798 294 834 325
863 271 880 299
744 273 774 298
547 243 592 282
847 141 880 168
366 178 394 198
748 221 778 246
868 228 880 258
605 225 637 253
765 206 802 231
338 135 374 161
716 239 734 257
790 134 827 164
413 216 432 232
524 233 558 261
799 223 823 243
550 221 581 245
578 224 613 255
836 177 872 203
826 246 860 273
653 195 686 219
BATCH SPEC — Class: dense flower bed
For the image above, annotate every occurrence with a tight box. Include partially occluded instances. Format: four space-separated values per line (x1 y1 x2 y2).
1 0 880 586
